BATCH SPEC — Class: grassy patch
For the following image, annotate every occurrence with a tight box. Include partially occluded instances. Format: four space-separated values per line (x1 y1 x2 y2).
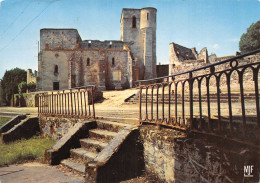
0 136 56 166
0 117 12 127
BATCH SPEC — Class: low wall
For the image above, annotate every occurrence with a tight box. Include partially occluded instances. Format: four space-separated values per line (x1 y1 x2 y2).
39 116 89 140
1 116 40 143
140 125 259 183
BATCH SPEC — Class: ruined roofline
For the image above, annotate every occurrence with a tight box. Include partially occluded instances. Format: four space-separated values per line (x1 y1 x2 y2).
169 42 194 50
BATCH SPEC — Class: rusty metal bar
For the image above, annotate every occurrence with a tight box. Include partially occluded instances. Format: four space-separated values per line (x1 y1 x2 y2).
156 85 159 121
182 83 185 127
88 91 91 116
151 86 154 121
84 91 87 116
216 77 221 133
175 83 178 126
77 89 80 116
206 78 211 132
51 92 53 114
70 89 73 115
91 87 95 118
145 87 148 120
253 68 260 126
168 83 171 124
226 75 233 133
198 80 202 122
62 91 64 115
139 83 142 123
80 90 83 116
189 73 193 129
162 84 165 122
239 73 246 136
38 95 41 114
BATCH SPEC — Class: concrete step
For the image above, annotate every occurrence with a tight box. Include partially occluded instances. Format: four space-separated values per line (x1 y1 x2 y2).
61 158 85 174
80 138 108 152
97 120 132 132
89 129 117 141
70 148 98 162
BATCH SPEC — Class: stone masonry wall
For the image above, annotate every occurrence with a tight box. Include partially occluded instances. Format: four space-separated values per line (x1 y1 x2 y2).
140 125 259 183
39 116 85 140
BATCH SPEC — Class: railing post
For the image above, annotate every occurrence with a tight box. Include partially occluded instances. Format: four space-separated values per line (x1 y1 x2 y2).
168 83 171 124
91 87 95 119
145 86 148 120
239 72 246 137
156 85 159 122
182 82 185 127
162 84 165 122
189 72 193 129
226 75 233 133
51 92 54 115
216 76 221 133
175 83 178 126
151 85 154 121
70 89 73 115
139 81 142 124
206 77 211 132
253 68 260 126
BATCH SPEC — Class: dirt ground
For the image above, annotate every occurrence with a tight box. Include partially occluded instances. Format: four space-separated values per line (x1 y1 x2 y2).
0 162 84 183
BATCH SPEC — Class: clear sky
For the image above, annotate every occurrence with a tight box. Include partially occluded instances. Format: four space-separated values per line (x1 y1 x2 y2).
0 0 259 79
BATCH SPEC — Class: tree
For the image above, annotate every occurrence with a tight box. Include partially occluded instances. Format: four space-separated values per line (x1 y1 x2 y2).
27 82 36 92
18 81 27 94
0 68 27 105
239 20 260 54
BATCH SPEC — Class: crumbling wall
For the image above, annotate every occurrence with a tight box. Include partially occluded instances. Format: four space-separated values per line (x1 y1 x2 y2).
40 29 81 51
140 125 259 183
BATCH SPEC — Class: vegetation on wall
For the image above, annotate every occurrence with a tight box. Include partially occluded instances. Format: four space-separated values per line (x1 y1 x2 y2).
239 20 260 54
0 68 27 105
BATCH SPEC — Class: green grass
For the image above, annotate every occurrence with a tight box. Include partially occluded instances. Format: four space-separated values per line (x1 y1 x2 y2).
0 117 12 127
0 136 56 166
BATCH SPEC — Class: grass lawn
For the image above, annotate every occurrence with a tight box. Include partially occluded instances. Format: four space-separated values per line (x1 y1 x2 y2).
0 136 56 166
0 117 12 127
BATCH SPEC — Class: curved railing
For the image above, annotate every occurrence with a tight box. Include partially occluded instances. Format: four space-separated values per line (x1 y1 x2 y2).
138 49 260 145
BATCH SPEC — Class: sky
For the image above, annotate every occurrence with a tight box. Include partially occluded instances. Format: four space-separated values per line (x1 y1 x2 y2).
0 0 259 79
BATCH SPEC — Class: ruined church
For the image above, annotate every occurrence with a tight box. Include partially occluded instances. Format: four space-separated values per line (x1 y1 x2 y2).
37 7 157 91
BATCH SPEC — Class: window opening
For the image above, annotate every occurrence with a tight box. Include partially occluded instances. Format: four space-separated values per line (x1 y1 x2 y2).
54 65 58 74
53 82 59 90
112 57 115 66
87 58 90 66
132 16 136 28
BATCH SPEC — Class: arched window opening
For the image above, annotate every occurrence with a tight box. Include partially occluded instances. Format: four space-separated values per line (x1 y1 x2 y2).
54 65 58 74
87 58 90 66
147 13 149 20
112 57 115 66
132 16 136 28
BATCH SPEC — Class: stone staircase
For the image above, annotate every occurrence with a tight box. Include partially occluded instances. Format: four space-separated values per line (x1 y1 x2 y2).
60 120 131 174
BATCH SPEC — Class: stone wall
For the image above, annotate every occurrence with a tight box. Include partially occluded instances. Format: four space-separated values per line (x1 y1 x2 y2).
27 69 37 84
156 64 169 77
140 125 259 183
13 92 39 107
38 48 130 91
39 116 86 140
40 29 81 51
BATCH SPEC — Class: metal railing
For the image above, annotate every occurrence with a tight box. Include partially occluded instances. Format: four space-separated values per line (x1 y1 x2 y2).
138 49 260 143
38 86 96 119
